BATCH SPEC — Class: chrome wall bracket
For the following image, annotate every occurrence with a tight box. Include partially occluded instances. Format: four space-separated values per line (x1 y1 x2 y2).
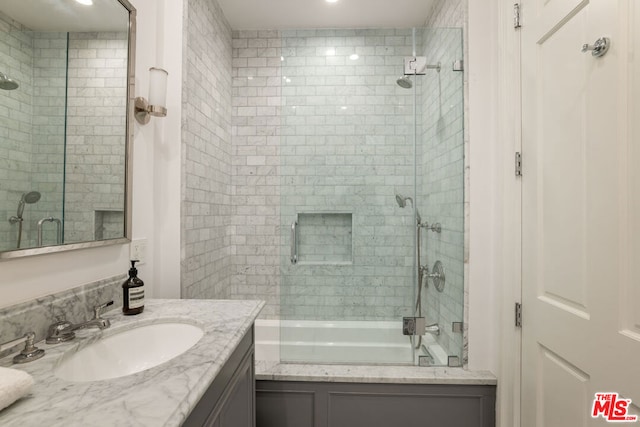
448 355 462 367
402 317 426 336
452 322 464 333
404 57 441 75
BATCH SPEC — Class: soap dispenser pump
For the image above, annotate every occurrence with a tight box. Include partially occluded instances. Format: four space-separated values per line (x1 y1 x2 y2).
122 260 144 315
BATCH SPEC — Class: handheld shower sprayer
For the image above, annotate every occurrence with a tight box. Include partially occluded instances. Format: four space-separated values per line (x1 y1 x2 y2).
16 191 41 218
9 191 42 249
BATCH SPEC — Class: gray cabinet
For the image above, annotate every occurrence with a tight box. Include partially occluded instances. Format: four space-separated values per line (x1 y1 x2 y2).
257 380 496 427
183 327 255 427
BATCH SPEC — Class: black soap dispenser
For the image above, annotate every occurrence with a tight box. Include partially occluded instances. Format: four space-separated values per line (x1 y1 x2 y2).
123 260 144 315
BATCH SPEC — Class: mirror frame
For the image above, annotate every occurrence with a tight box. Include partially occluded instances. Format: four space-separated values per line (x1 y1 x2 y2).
0 0 136 260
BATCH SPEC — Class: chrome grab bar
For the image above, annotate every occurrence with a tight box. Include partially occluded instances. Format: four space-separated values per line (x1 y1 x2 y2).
290 220 298 264
37 217 62 247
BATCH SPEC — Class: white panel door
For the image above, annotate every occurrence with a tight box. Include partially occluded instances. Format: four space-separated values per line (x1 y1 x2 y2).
521 0 640 425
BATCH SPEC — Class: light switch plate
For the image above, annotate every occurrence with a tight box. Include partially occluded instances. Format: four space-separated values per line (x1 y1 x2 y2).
130 238 147 264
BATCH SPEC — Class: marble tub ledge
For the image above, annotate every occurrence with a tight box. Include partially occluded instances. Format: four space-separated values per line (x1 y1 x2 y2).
255 361 497 385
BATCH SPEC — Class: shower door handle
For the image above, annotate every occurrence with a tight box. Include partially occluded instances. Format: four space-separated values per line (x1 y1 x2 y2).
290 220 298 264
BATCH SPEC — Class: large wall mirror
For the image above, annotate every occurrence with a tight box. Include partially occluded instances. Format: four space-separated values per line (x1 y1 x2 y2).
0 0 135 259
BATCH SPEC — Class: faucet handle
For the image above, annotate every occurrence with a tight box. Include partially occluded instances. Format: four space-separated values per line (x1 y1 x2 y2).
0 332 46 364
46 320 75 344
93 300 114 318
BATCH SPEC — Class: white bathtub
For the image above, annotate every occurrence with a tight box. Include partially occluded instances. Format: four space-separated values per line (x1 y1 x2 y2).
255 319 447 365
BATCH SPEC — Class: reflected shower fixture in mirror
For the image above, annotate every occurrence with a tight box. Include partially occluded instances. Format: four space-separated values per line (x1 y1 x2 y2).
0 72 19 90
8 192 41 249
135 67 169 125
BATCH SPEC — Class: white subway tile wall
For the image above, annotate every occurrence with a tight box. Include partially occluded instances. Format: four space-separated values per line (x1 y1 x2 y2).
230 29 282 318
181 0 235 299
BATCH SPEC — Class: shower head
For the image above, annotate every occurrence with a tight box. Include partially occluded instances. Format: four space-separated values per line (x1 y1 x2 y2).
0 73 19 90
395 194 421 223
16 191 41 218
395 194 413 208
396 76 412 89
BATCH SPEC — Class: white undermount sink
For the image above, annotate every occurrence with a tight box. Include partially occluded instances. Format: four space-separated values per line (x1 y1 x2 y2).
54 322 204 382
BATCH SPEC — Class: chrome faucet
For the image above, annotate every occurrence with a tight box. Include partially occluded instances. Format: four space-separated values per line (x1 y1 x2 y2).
46 301 113 344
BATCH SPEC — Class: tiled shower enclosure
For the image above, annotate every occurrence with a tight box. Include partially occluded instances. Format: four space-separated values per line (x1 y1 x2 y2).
231 27 465 366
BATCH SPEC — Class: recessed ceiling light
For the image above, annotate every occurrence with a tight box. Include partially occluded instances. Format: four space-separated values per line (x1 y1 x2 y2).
349 54 359 60
326 48 336 56
247 76 253 80
76 0 93 5
325 0 338 3
340 106 348 110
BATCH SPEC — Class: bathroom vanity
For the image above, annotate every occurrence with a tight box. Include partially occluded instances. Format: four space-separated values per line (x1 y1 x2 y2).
0 299 263 427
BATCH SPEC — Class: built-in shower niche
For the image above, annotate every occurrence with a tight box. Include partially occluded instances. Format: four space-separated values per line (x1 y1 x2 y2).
296 213 352 265
94 210 124 241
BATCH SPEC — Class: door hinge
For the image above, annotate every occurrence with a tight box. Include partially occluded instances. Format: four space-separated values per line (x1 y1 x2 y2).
514 3 522 29
515 152 522 177
515 302 522 327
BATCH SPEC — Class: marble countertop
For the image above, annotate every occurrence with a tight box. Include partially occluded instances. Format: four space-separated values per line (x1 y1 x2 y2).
0 299 264 427
255 361 497 385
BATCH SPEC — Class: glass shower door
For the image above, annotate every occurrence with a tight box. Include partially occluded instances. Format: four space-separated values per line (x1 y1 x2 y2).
278 28 417 365
415 27 465 367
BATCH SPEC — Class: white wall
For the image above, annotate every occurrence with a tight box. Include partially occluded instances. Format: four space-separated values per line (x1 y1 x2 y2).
0 0 185 307
467 0 500 375
468 1 520 426
151 0 182 300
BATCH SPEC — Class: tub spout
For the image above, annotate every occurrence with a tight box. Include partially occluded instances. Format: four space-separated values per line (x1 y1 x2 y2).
425 323 440 336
